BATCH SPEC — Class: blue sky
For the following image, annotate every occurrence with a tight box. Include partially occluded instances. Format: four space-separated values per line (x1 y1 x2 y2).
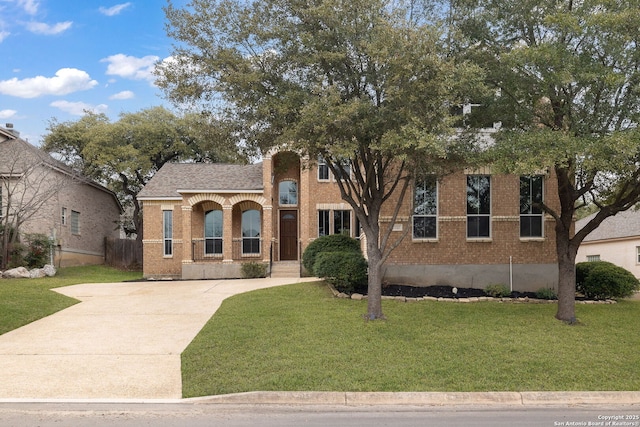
0 0 187 145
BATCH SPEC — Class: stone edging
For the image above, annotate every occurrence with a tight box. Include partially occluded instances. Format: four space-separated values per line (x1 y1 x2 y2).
326 284 617 304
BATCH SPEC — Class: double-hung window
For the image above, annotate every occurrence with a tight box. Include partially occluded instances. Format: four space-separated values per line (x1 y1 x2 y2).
204 209 223 255
318 210 330 236
163 210 173 256
333 210 351 235
334 160 351 181
71 210 80 235
413 176 438 239
467 175 491 238
520 175 544 238
242 209 261 254
318 156 329 181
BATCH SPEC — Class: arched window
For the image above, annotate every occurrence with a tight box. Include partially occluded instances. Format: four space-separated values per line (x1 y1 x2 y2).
242 209 261 254
204 209 223 255
278 180 298 206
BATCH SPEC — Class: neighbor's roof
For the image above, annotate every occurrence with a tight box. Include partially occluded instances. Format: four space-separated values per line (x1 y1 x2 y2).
577 209 640 242
137 162 264 199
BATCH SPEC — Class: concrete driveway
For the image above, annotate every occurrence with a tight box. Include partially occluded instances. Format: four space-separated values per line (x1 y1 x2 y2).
0 278 308 400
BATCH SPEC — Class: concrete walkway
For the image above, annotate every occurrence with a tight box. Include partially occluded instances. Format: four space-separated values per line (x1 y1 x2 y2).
0 278 308 400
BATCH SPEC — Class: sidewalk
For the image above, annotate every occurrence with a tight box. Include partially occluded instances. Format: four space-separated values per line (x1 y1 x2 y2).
0 278 308 400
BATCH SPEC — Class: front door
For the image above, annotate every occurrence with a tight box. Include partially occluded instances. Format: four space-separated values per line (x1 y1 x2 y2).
279 210 298 260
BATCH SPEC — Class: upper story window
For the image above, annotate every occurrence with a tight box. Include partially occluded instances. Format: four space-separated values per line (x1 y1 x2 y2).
334 160 351 181
163 210 173 256
71 210 81 235
279 180 298 206
61 207 67 225
520 175 544 238
318 156 329 181
242 209 261 254
413 176 438 239
204 209 223 255
467 175 491 238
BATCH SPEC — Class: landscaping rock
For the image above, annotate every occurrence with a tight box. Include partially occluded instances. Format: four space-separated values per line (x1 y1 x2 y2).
43 264 56 277
29 268 46 278
3 267 30 279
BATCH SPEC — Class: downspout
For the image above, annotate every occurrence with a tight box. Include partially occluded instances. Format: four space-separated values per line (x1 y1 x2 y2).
509 256 513 293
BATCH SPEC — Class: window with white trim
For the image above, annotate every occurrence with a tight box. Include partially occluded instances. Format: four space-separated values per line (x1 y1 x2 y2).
637 247 640 264
413 176 437 239
333 159 351 181
333 210 351 235
520 175 543 237
318 156 329 181
163 210 173 256
242 209 261 254
586 255 600 262
204 209 223 255
71 210 80 235
467 175 491 238
61 207 67 226
278 180 298 205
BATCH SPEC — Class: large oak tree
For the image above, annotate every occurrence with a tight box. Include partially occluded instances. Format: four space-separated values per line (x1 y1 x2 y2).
453 0 640 322
157 0 483 319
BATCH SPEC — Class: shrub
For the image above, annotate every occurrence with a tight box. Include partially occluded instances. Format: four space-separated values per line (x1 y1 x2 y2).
313 251 368 293
576 261 640 300
484 283 511 298
535 287 557 300
302 234 362 275
24 234 51 268
241 262 268 279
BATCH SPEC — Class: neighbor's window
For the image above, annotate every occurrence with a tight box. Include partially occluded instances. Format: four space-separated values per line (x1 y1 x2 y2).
163 210 173 256
520 175 544 238
333 210 351 236
278 180 298 206
242 209 261 254
637 247 640 264
71 210 80 235
413 176 438 239
586 255 600 262
318 210 330 236
204 209 223 255
467 175 491 238
61 207 67 226
318 156 329 181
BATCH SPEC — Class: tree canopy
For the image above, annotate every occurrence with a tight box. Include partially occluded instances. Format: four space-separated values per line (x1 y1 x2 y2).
157 0 484 319
43 106 244 241
453 0 640 322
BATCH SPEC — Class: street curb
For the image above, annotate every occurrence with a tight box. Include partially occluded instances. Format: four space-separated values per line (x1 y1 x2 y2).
186 391 640 407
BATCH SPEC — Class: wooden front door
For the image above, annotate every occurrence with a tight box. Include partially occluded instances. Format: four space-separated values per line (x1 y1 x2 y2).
279 210 298 260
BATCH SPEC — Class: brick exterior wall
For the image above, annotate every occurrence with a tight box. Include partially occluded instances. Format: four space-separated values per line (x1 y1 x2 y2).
140 152 561 290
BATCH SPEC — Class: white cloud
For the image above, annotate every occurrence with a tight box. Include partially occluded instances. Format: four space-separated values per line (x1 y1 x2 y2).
26 20 72 35
0 109 17 119
109 90 134 100
101 54 159 82
0 30 9 42
99 3 131 16
50 100 108 116
17 0 39 15
0 68 98 98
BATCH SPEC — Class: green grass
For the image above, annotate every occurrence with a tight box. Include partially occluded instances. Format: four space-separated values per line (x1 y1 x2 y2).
0 265 142 335
182 282 640 397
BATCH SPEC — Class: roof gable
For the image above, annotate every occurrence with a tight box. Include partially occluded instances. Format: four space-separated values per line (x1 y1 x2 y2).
577 209 640 242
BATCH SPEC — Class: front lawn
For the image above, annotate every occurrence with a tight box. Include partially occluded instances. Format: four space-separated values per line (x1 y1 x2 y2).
182 281 640 397
0 265 142 335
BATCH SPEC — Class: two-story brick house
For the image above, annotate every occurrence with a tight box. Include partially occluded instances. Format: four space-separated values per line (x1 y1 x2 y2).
138 148 559 292
0 125 122 267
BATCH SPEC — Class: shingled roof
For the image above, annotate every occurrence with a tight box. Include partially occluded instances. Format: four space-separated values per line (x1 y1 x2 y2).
137 162 264 199
577 209 640 242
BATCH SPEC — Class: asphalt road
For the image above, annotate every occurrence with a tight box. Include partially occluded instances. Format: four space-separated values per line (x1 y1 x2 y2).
1 403 639 427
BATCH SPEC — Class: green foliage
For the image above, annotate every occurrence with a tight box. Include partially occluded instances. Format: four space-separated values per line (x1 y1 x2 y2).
6 242 26 269
484 283 511 298
576 261 640 300
302 234 362 275
313 251 368 293
23 234 52 268
241 262 268 279
535 287 557 300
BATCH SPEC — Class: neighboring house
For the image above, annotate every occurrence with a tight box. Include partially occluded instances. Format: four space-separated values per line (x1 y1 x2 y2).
0 125 122 267
576 210 640 278
138 149 560 292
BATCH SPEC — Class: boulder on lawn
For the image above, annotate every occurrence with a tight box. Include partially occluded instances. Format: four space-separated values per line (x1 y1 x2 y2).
43 264 56 277
3 267 31 279
29 268 47 278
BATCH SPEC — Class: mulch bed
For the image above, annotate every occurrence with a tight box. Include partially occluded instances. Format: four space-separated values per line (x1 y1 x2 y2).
374 284 539 299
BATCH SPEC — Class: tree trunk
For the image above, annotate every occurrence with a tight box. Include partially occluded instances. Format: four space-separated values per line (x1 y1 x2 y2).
555 225 578 323
365 235 385 320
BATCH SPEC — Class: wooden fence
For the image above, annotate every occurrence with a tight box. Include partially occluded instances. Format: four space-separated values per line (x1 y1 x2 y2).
104 237 142 269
